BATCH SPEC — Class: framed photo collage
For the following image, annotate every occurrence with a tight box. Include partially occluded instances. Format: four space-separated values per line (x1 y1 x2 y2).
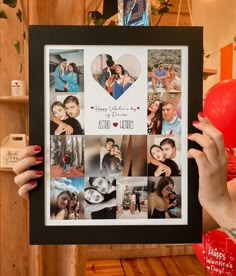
29 26 203 244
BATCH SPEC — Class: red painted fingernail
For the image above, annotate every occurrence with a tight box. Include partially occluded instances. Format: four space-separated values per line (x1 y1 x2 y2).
30 181 37 186
198 112 205 118
193 120 200 125
188 133 193 137
35 170 43 175
35 156 43 161
33 146 41 152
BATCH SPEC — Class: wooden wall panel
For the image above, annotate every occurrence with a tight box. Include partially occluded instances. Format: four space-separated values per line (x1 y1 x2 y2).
0 1 194 276
28 0 87 25
0 1 29 275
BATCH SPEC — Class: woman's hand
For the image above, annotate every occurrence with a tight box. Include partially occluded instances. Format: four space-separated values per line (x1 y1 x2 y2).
188 113 236 241
151 157 171 176
188 113 229 210
154 165 171 177
63 124 73 135
114 150 122 161
13 145 43 199
54 123 67 135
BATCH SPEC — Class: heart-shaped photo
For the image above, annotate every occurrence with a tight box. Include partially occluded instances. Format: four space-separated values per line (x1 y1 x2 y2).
91 54 141 100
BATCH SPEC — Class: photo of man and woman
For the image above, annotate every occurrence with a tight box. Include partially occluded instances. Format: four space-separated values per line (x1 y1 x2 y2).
44 46 187 226
84 135 147 177
147 49 182 94
49 49 84 93
116 177 148 219
83 177 117 219
100 136 124 177
147 49 182 136
90 54 140 99
147 135 181 177
50 177 84 220
147 97 181 135
50 94 84 135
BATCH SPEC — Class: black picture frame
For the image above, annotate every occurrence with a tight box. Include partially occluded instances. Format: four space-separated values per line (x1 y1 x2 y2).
29 25 203 245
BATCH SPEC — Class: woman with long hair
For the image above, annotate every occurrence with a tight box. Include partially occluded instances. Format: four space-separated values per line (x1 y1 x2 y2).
102 144 124 176
66 193 79 219
61 62 80 92
147 100 163 134
106 64 133 99
51 190 72 220
149 177 173 219
83 187 116 219
165 64 181 92
50 101 83 135
148 145 180 176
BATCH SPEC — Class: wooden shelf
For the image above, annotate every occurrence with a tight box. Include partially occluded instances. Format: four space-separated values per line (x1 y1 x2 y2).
203 68 217 80
0 96 29 103
0 168 14 172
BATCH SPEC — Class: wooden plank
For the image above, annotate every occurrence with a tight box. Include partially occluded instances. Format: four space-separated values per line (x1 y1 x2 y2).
0 168 14 172
203 68 217 80
0 172 29 276
121 258 166 276
86 259 124 276
28 0 86 25
172 255 209 275
86 256 208 276
57 245 87 276
0 96 28 103
159 257 183 276
87 244 194 260
144 258 168 276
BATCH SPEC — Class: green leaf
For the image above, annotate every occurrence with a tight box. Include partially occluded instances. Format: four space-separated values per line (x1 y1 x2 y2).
108 20 116 26
16 9 22 22
88 10 104 20
94 18 105 26
87 15 92 25
158 6 169 14
20 61 23 74
3 0 17 8
14 40 20 54
0 9 8 19
151 4 158 15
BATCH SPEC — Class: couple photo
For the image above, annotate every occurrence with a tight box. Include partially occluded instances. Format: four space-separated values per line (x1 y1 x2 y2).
84 135 147 177
100 137 124 177
147 49 182 94
49 49 84 92
116 177 148 219
91 54 140 100
50 95 84 135
83 177 117 219
147 97 181 136
50 177 84 220
147 136 181 177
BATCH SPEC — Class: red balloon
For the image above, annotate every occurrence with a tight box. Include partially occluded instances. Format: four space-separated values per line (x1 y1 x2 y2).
226 148 236 181
203 79 236 148
193 230 236 275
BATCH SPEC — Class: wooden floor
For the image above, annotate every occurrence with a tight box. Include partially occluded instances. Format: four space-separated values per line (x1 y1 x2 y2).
86 255 210 275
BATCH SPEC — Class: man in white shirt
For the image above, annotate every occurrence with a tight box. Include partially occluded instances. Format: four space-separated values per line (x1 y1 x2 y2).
161 101 181 135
